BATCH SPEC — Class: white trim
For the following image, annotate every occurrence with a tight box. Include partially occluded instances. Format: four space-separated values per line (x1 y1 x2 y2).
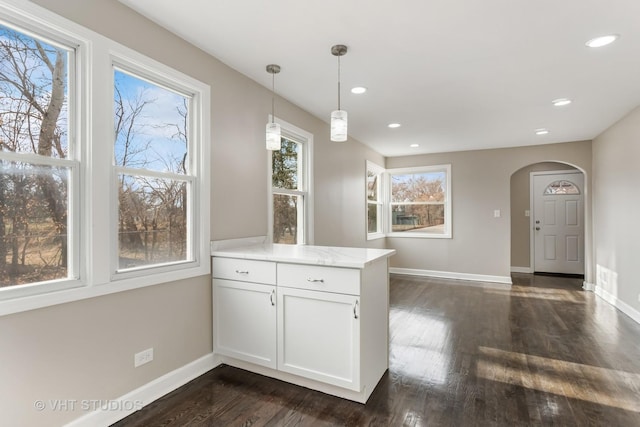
595 286 640 325
65 353 219 427
386 164 452 239
390 267 512 285
267 117 314 245
582 281 595 291
511 266 533 274
0 0 211 314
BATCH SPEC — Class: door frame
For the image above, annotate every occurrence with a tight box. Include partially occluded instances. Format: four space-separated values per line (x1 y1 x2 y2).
529 169 585 274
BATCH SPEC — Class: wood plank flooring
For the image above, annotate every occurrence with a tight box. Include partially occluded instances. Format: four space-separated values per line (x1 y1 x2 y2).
113 274 640 426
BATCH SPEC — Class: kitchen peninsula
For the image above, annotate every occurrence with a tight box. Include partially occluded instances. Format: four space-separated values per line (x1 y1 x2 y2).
211 240 395 403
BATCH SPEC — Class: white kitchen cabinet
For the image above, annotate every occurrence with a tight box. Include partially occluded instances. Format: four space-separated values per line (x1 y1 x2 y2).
212 258 277 369
211 243 395 403
277 286 360 390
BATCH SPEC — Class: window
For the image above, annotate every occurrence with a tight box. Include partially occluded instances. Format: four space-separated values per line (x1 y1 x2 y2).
388 165 451 238
0 1 210 313
0 20 79 295
366 161 384 239
113 68 194 274
269 118 313 245
543 180 580 195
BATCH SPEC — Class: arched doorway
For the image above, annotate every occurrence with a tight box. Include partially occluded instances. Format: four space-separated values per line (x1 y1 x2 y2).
510 162 585 276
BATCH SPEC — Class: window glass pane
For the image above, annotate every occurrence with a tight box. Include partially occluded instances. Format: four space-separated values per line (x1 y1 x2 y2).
392 204 445 234
114 70 189 173
391 172 446 203
0 24 70 158
273 193 300 244
368 203 379 233
1 161 70 286
118 174 187 269
544 180 580 195
367 171 378 201
272 137 299 190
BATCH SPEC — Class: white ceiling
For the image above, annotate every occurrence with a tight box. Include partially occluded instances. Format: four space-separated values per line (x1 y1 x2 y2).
120 0 640 157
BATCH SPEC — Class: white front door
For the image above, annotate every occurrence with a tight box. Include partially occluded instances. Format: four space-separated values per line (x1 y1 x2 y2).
532 172 585 275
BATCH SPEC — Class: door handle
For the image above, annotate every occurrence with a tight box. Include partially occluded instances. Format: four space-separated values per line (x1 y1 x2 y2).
235 269 249 275
535 227 541 231
353 300 359 319
269 289 275 306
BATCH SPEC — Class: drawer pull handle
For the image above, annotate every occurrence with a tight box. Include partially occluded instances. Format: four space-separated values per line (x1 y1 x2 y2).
270 290 275 306
307 278 324 283
353 300 359 319
235 270 249 275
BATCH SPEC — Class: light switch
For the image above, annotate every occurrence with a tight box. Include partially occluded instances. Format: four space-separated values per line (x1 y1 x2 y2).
525 210 530 217
493 209 501 218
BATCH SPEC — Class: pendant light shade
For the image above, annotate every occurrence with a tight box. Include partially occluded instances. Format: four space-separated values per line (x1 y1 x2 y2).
330 44 348 142
266 121 281 150
266 64 281 150
330 109 348 142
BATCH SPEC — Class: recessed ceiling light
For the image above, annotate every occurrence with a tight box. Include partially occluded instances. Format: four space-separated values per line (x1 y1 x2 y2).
535 128 550 135
410 144 419 148
552 98 572 107
388 123 401 128
351 86 367 94
585 34 619 48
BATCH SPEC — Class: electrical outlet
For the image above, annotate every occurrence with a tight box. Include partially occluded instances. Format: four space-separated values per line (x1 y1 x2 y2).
134 348 154 367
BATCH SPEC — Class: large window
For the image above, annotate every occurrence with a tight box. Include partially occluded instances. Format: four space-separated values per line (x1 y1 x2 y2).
113 68 194 273
366 161 384 239
269 118 312 245
0 21 78 294
0 1 210 313
388 165 451 238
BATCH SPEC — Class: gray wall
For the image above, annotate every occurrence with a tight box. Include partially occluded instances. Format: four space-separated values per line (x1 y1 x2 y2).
386 141 592 280
3 0 383 424
593 106 640 314
510 162 579 269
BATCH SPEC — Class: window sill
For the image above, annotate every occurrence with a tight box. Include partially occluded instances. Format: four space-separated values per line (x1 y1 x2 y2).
367 232 385 241
387 232 452 239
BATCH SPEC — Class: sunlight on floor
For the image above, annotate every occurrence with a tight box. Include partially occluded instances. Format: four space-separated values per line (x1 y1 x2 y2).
476 346 640 412
484 286 585 303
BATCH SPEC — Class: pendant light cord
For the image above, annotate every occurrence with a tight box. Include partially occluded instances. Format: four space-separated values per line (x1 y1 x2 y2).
337 54 341 110
271 71 275 124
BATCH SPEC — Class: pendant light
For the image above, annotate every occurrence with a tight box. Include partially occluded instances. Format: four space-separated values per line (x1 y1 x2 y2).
330 44 348 142
266 64 281 150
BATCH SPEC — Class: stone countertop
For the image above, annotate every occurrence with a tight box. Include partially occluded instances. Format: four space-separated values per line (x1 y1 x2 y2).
211 243 395 269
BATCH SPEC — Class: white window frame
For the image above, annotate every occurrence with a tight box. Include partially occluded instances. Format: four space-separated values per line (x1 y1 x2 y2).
366 161 385 240
110 61 202 279
386 164 452 239
0 0 210 316
267 116 314 245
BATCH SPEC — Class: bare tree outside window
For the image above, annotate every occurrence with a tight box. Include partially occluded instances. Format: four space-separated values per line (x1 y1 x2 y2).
0 24 72 287
390 171 446 234
271 136 304 244
114 69 191 270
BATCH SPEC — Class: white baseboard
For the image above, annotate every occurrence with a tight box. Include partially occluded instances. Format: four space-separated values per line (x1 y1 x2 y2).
511 266 533 274
595 286 640 325
390 267 512 286
65 353 218 427
582 281 595 291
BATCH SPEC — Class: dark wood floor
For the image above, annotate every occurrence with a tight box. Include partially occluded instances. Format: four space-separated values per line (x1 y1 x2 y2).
114 274 640 426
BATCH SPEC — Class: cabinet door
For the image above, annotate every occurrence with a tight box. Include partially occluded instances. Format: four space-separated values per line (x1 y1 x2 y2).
277 287 360 391
214 279 276 369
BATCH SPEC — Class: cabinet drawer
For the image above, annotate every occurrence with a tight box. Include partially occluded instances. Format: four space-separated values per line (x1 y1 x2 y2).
212 257 276 285
277 263 360 295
